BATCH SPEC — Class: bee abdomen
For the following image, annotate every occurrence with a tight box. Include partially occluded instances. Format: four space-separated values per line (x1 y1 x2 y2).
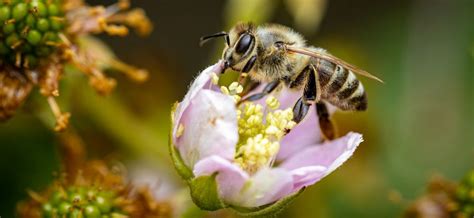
326 65 349 93
349 91 368 111
336 72 359 100
315 59 334 87
336 81 367 111
322 69 367 111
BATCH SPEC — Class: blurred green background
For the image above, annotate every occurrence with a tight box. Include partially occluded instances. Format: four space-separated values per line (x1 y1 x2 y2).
1 0 473 217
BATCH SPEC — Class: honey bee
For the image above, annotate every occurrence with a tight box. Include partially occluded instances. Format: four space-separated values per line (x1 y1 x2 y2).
200 22 382 140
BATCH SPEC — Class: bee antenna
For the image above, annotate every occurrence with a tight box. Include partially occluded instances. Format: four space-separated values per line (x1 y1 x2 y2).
199 31 230 47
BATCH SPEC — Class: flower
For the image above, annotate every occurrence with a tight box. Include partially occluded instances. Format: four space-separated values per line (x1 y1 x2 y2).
0 0 152 131
404 170 474 218
17 160 172 218
17 130 171 218
170 61 364 214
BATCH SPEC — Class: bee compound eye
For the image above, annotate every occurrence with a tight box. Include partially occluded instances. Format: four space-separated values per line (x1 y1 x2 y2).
235 34 253 54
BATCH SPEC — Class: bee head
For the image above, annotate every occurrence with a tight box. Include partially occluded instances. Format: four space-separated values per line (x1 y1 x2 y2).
199 23 261 73
222 22 258 73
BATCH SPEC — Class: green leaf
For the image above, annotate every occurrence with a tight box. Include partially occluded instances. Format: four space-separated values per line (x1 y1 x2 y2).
169 102 194 180
189 175 226 211
230 188 306 217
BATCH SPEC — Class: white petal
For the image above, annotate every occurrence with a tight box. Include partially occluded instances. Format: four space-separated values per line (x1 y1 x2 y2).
172 61 224 140
230 167 294 208
280 132 363 191
176 90 238 167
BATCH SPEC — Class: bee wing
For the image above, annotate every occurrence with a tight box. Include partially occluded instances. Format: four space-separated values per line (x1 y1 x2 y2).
286 46 384 83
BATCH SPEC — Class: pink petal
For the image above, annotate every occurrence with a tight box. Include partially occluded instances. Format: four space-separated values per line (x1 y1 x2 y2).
172 61 224 141
280 132 363 192
193 156 249 204
270 88 322 157
277 88 339 160
176 90 238 167
233 167 294 207
194 156 294 208
287 166 326 191
278 106 319 160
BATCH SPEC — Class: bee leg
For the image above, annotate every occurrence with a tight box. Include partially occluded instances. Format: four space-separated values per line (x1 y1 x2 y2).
316 102 337 140
293 64 319 123
239 80 280 103
292 67 318 124
292 97 311 124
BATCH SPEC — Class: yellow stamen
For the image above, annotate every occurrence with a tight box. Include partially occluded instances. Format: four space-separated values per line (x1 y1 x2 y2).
176 123 185 138
219 81 296 173
220 86 230 95
210 72 219 85
229 82 243 94
265 96 280 110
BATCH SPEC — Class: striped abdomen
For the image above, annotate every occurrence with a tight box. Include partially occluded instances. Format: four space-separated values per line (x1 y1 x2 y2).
315 58 367 111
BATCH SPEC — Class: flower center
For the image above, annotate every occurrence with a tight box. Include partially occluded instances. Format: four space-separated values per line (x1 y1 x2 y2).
217 77 296 174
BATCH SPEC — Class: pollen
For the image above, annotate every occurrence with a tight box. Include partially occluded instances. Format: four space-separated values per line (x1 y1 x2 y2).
218 80 296 173
234 94 294 174
210 72 219 85
265 96 280 110
221 82 243 103
234 101 295 173
234 134 280 174
229 82 244 94
176 123 185 138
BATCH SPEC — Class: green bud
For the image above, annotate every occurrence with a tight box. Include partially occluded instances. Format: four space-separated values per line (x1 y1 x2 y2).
69 192 85 205
0 0 65 68
3 22 15 34
12 3 27 20
84 205 101 218
68 209 82 218
37 18 49 32
29 1 48 17
42 203 54 217
0 6 11 22
47 4 60 16
58 202 72 215
95 194 112 213
27 29 42 45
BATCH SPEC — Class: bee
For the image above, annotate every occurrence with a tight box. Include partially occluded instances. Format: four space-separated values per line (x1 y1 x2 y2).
200 22 382 140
